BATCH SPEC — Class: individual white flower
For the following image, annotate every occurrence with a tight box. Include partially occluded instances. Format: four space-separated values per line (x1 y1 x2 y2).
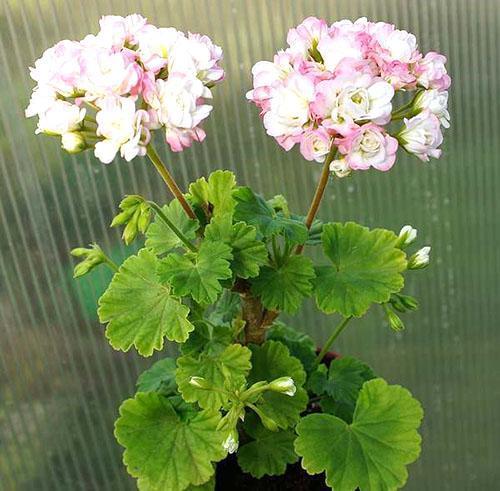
378 29 418 63
263 74 315 137
414 90 450 128
336 79 394 126
79 48 142 99
25 85 58 118
35 100 85 135
168 33 224 85
137 26 185 73
94 97 148 164
398 110 443 161
329 157 352 178
408 246 431 269
317 33 364 72
151 73 212 130
61 132 87 153
268 377 296 397
222 432 239 454
397 225 417 247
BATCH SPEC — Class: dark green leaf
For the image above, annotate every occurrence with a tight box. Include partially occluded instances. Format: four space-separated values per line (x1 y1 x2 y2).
136 358 177 395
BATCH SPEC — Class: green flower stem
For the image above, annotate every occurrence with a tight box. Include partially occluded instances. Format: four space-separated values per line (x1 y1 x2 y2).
147 200 197 253
103 256 120 273
146 144 196 220
296 144 337 254
313 316 352 368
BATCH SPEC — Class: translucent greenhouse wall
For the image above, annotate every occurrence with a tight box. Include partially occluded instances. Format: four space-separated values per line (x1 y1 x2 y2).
0 0 498 489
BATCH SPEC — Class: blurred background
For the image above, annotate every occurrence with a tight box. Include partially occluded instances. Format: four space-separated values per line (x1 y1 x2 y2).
0 0 499 489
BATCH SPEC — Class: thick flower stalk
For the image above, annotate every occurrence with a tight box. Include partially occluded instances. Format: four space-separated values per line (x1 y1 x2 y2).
26 14 224 162
247 16 451 177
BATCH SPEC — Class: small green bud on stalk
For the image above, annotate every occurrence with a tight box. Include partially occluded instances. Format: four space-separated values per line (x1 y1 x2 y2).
268 377 296 396
70 243 106 278
398 294 419 311
408 246 431 270
385 307 405 331
250 405 279 432
111 195 152 245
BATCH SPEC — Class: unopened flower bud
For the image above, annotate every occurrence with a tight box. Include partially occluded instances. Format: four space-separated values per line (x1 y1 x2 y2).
189 376 210 389
61 132 87 153
385 307 405 332
70 243 106 278
408 246 431 270
398 294 419 311
396 225 417 248
222 431 239 454
268 377 296 397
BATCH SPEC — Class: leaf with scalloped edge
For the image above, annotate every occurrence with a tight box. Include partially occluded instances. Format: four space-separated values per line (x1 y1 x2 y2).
98 249 194 356
115 392 225 491
205 216 268 279
176 344 252 410
295 378 423 491
136 358 177 395
158 241 232 305
251 255 315 314
237 414 298 478
145 200 199 255
314 222 407 317
248 341 307 429
189 170 236 218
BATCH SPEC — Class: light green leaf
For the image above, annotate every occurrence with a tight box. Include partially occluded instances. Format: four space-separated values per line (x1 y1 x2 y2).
189 171 236 217
145 200 199 255
181 321 233 357
205 215 268 278
115 393 225 491
136 358 177 395
207 170 236 217
237 415 298 478
248 341 307 429
315 222 407 317
295 378 424 491
186 477 215 491
158 241 232 304
267 322 317 372
98 250 194 356
251 255 315 314
177 344 252 410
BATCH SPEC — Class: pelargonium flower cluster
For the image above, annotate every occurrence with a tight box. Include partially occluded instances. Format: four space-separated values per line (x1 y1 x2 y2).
26 14 223 163
247 17 451 176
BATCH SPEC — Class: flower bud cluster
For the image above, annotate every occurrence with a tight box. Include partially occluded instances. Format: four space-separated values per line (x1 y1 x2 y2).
247 17 451 175
26 14 223 163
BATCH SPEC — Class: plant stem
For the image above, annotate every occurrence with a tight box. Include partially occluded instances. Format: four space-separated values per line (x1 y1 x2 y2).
146 144 196 220
296 145 337 254
313 316 352 368
147 200 197 252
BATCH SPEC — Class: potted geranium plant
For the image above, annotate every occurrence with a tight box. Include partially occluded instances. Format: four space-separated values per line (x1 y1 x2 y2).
26 14 450 490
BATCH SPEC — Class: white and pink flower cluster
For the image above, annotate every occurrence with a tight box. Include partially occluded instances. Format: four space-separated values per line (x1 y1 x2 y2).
26 14 223 163
247 17 451 176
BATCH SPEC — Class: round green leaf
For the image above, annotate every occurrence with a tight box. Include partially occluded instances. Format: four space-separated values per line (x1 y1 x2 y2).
158 241 232 305
98 249 194 356
315 222 407 317
115 393 225 491
251 255 315 314
295 378 424 491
